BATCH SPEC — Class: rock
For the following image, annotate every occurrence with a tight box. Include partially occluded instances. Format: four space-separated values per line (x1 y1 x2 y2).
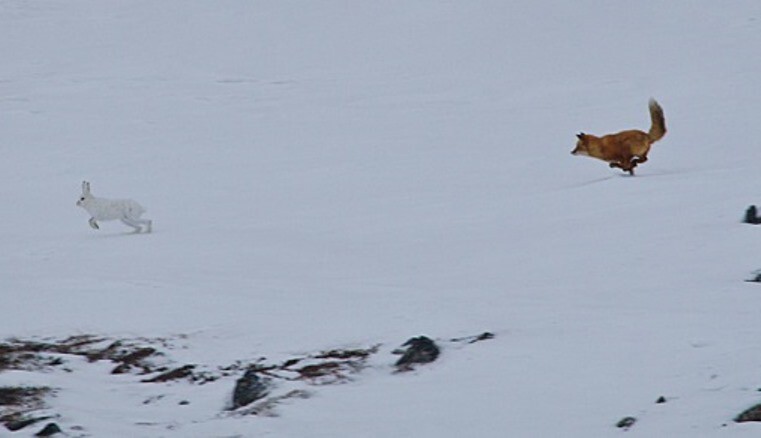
298 362 341 379
231 369 270 410
744 205 761 224
616 416 637 430
35 422 62 436
656 396 667 404
0 386 49 406
141 365 195 383
735 403 761 422
450 332 495 344
469 332 495 343
746 270 761 283
111 347 157 374
394 336 440 370
5 416 50 432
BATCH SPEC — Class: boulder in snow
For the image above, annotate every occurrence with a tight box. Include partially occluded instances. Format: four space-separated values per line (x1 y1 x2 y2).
393 336 440 371
231 369 270 410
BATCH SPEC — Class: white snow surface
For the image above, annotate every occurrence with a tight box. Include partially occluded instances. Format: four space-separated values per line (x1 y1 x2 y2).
3 1 761 436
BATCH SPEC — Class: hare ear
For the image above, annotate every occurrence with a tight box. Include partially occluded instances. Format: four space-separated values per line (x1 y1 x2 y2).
82 181 90 194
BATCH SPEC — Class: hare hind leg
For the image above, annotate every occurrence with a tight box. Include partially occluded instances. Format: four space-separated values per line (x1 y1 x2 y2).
120 217 142 233
121 216 151 233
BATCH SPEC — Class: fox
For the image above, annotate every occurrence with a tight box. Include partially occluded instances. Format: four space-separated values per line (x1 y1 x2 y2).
571 99 666 175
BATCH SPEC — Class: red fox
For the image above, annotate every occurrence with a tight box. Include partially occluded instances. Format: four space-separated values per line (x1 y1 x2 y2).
571 99 666 175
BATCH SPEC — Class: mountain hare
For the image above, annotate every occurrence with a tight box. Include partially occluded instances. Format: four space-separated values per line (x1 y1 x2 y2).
76 181 152 233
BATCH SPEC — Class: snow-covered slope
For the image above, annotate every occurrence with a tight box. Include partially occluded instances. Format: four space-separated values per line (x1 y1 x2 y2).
2 1 761 436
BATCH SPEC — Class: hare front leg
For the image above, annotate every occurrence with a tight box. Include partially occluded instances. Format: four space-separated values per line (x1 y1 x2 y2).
88 217 100 230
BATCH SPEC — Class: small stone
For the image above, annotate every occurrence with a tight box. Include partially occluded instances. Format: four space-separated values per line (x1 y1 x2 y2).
616 416 637 430
470 332 495 343
746 271 761 283
744 205 761 224
656 396 667 404
179 400 190 405
35 422 62 437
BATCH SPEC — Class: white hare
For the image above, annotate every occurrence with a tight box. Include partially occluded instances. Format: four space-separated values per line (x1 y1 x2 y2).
76 181 152 233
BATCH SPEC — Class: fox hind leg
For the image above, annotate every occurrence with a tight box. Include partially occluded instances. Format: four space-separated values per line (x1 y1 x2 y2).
631 155 648 165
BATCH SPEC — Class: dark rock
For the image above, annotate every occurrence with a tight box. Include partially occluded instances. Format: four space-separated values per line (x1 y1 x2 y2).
141 364 195 383
179 400 190 406
5 416 50 432
35 422 62 436
470 332 495 343
111 347 157 374
656 396 667 404
746 270 761 283
85 340 123 362
616 416 637 430
744 205 761 224
0 387 28 405
298 362 341 379
0 386 51 407
118 347 157 364
394 336 440 370
735 403 761 422
281 358 301 368
314 349 373 360
231 369 270 410
110 363 132 374
450 332 495 344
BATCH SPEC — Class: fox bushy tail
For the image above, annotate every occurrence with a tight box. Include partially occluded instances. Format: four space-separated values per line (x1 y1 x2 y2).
647 98 666 142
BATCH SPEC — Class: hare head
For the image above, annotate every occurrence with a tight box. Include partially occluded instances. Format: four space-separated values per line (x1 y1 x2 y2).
76 181 93 207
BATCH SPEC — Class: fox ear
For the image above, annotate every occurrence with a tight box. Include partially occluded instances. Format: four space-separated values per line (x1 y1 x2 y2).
576 132 585 140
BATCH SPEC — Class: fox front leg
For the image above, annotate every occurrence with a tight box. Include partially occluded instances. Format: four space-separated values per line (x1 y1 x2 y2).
609 160 635 176
88 217 100 230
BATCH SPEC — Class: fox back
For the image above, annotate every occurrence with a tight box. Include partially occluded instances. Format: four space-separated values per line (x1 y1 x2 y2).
571 99 666 174
572 129 651 162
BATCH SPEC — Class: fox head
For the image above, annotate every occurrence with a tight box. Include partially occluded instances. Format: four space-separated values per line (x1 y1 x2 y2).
571 132 590 156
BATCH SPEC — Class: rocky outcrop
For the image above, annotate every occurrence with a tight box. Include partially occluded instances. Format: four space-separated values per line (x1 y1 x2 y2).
0 331 493 430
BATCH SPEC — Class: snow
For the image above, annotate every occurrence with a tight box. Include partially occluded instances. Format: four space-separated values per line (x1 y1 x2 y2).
2 0 761 436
